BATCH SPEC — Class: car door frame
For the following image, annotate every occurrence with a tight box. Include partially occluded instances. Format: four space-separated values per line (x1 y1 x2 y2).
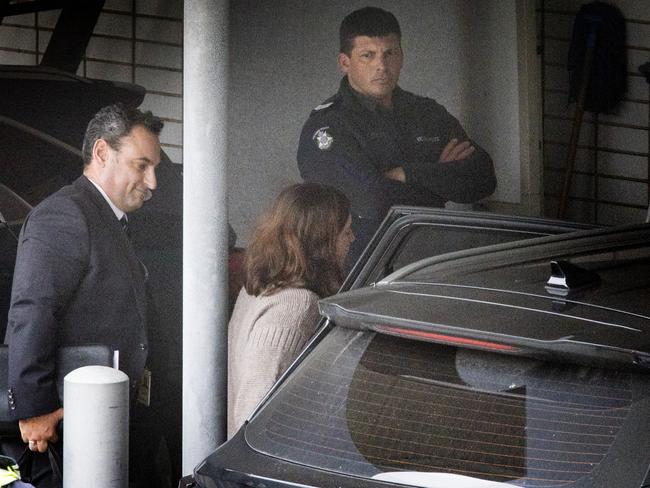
344 205 597 290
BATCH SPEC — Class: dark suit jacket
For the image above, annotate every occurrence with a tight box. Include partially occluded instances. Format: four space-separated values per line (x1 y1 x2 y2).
6 175 148 420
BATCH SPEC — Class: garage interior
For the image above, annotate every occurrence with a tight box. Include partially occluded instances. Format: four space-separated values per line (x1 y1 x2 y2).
1 0 649 482
2 0 648 236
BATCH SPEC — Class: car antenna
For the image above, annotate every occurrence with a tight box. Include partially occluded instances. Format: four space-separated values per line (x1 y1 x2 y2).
545 260 600 296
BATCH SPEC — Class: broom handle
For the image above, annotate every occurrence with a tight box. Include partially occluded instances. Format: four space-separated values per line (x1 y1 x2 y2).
558 26 598 219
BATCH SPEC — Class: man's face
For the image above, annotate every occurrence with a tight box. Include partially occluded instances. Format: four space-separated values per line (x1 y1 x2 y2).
101 125 161 213
338 34 403 108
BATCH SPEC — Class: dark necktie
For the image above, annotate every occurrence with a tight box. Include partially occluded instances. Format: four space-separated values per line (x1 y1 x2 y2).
120 215 131 239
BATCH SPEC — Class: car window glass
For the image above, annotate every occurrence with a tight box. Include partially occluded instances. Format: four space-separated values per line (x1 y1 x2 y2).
0 123 81 205
571 246 650 263
0 227 17 339
401 237 650 291
0 184 31 224
246 327 650 488
384 224 547 277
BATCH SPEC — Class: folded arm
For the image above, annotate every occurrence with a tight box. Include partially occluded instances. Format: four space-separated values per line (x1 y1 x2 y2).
400 110 497 203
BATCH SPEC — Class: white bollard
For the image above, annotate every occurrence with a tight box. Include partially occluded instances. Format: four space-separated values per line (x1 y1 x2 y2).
63 366 130 488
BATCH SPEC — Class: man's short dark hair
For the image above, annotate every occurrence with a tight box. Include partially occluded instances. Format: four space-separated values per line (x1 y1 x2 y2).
339 6 401 55
82 103 164 165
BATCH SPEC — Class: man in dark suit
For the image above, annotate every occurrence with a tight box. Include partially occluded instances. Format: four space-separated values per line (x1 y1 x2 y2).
5 103 163 487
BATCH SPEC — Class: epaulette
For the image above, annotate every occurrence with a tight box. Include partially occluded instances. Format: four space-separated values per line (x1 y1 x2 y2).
310 94 341 115
314 102 334 111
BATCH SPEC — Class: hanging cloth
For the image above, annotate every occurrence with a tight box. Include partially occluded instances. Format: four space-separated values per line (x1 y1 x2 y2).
567 1 627 113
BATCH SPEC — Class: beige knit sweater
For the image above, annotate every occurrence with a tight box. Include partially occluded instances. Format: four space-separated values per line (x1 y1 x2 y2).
227 286 320 437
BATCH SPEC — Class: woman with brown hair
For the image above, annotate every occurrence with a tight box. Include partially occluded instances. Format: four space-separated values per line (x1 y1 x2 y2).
227 183 354 437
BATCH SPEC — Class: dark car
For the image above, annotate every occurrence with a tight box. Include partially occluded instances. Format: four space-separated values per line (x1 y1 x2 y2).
0 184 31 332
179 208 650 488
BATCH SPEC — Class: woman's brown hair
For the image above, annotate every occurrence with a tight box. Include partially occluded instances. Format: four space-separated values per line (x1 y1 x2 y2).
244 183 351 298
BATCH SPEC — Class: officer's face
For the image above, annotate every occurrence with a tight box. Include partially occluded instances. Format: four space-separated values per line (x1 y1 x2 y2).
338 34 403 109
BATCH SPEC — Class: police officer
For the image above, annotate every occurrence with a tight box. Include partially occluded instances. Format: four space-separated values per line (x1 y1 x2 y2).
297 6 496 265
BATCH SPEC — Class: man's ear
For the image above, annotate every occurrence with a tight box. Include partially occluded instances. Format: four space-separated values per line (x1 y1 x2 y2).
337 53 350 74
92 139 110 166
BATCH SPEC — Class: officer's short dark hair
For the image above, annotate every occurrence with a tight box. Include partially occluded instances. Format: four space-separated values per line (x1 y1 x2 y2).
339 6 401 55
82 103 163 165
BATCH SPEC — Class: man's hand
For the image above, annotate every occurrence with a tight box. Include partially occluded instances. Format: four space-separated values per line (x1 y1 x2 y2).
439 138 475 162
19 407 64 453
384 166 406 183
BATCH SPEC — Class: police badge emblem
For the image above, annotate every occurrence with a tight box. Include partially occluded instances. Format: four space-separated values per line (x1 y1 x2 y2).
313 127 333 151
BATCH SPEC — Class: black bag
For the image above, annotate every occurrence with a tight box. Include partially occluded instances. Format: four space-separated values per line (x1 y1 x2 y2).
0 344 113 435
14 445 62 486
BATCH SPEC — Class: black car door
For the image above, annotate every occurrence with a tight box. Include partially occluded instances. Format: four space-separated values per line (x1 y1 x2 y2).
345 206 597 290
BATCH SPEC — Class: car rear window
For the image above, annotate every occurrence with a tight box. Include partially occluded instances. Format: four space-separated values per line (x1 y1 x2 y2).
245 327 650 488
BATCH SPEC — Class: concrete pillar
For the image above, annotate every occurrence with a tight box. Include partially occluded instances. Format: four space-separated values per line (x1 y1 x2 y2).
63 366 130 488
182 0 230 474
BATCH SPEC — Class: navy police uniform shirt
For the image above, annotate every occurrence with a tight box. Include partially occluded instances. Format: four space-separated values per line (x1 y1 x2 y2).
297 76 496 262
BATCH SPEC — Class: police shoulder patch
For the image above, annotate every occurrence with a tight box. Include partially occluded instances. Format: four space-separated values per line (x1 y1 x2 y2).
313 127 334 151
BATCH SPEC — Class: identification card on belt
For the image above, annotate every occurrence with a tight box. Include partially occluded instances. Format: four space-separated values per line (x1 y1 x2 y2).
137 368 152 407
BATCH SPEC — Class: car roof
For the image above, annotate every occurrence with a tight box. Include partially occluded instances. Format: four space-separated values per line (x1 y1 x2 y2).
320 224 650 370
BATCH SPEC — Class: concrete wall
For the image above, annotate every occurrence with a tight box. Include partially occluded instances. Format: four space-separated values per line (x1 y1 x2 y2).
227 0 523 244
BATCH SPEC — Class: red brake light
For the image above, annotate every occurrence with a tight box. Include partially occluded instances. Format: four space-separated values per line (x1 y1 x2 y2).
376 325 518 352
